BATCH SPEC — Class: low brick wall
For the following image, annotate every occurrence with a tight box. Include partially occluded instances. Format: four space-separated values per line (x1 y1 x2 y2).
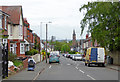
23 58 28 69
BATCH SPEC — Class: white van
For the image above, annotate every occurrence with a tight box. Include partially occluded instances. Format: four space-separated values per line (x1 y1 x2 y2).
85 47 106 67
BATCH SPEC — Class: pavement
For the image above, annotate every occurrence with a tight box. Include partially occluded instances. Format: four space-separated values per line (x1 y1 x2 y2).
106 64 120 72
5 60 49 80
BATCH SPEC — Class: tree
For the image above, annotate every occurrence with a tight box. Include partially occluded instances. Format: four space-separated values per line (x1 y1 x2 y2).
79 2 120 51
61 44 70 53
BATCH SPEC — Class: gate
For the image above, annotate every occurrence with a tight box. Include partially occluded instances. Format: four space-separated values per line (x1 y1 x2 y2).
0 45 2 81
1 43 8 79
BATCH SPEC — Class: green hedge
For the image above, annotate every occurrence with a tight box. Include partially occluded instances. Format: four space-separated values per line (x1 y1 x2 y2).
69 51 76 54
25 49 38 56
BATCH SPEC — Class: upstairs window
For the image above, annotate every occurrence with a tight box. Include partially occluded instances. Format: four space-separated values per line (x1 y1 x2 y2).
10 25 12 36
19 25 23 36
4 16 7 30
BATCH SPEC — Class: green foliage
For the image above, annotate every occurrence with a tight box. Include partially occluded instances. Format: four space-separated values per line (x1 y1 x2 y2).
49 40 72 52
69 51 76 54
61 44 70 53
13 60 23 67
25 49 38 56
47 52 50 58
8 52 17 62
79 2 120 51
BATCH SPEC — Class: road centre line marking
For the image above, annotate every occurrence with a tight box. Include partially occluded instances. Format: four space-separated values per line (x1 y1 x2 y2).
87 75 96 80
79 69 85 74
76 67 78 69
49 65 52 69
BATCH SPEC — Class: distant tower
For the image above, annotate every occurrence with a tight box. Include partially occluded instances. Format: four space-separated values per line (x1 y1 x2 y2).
72 29 76 48
73 29 76 40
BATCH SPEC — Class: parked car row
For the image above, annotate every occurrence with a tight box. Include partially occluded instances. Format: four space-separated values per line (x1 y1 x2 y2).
63 54 83 61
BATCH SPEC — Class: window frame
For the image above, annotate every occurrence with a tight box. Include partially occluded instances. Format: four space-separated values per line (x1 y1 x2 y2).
4 16 7 30
20 43 25 54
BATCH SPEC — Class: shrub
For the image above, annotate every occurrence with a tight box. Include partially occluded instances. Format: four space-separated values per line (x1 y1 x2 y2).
8 52 17 62
25 49 38 56
69 51 76 54
13 60 23 67
25 51 31 55
47 52 50 58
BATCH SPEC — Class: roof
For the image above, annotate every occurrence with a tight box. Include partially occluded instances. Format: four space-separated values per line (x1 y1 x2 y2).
0 9 10 16
0 6 23 24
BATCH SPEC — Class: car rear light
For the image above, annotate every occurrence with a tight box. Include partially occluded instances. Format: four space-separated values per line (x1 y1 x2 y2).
89 55 91 60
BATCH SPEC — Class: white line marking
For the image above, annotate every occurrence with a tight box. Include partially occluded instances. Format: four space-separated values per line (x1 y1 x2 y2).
76 67 78 69
49 65 52 69
87 75 96 80
67 64 71 65
79 69 85 74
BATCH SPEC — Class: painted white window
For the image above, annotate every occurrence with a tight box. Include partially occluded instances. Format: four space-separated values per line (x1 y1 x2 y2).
20 43 24 54
10 44 14 53
26 45 29 51
19 25 23 36
3 39 7 44
0 39 2 47
10 25 12 36
0 15 2 29
4 16 7 30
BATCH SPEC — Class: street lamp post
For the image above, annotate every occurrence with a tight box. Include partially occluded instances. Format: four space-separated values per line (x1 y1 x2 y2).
40 22 52 63
40 22 42 62
46 24 48 63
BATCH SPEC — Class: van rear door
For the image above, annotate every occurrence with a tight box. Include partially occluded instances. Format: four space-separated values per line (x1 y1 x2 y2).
91 48 97 62
97 48 105 63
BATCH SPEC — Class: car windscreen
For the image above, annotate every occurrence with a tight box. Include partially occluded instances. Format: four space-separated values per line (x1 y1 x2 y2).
75 55 82 57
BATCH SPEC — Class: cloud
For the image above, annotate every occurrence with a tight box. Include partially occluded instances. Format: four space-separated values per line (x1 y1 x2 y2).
0 0 90 40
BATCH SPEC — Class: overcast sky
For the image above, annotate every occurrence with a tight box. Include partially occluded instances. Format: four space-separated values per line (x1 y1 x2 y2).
0 0 92 40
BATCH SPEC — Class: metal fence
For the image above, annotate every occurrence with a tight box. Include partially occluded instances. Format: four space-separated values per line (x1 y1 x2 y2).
0 45 2 81
0 43 8 79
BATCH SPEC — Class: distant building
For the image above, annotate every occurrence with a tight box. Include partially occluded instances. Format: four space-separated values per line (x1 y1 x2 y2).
71 30 78 52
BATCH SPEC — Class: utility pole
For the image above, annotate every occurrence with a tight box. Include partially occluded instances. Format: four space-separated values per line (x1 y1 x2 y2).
46 24 48 63
40 22 42 62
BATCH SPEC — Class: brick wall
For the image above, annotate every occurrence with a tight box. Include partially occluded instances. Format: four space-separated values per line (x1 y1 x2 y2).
23 58 28 69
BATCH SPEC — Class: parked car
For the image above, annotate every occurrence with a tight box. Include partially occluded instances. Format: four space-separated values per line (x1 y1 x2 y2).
72 54 76 60
66 54 70 58
49 54 60 64
74 54 82 61
85 47 106 67
70 54 73 59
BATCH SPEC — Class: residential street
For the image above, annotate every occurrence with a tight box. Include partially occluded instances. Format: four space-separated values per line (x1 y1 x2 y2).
6 55 119 80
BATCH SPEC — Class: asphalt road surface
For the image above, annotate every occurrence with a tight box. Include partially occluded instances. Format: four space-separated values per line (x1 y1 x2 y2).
36 55 118 80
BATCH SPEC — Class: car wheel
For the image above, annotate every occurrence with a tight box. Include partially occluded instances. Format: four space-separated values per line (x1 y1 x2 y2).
88 63 90 67
49 62 51 64
102 63 105 67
